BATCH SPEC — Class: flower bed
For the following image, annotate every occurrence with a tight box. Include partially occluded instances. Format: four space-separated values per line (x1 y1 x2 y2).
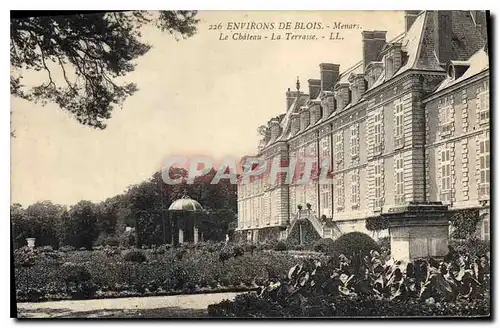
14 242 314 302
207 250 490 318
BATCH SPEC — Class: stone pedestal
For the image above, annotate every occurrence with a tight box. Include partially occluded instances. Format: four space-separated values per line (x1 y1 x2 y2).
26 238 36 249
384 202 450 262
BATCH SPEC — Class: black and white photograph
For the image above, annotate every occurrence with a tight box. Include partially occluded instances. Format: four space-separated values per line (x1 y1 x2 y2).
10 9 491 319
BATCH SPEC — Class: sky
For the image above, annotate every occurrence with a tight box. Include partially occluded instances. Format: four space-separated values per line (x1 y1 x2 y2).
11 11 404 206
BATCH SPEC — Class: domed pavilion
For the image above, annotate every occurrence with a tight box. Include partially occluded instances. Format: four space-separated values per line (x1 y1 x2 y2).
167 195 204 245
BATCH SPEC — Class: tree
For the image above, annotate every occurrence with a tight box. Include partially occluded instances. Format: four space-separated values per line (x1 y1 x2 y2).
11 201 66 248
11 11 199 129
11 203 27 248
62 200 99 249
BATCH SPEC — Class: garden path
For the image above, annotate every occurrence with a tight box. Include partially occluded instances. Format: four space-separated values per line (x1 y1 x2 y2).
16 292 242 318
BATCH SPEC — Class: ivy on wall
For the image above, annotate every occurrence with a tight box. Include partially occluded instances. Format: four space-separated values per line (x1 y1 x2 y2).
449 208 481 240
365 216 390 231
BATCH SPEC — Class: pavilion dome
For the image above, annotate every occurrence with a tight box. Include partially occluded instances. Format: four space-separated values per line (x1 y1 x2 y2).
168 196 203 212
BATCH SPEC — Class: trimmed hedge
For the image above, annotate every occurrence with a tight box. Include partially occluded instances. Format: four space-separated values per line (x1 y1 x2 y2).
123 249 147 263
330 232 379 257
313 238 335 254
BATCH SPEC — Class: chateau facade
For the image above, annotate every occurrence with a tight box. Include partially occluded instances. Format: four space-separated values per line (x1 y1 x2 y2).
237 11 490 248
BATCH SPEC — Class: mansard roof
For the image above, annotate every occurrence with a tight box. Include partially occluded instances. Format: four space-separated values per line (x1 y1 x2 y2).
259 11 488 152
370 11 487 90
434 46 489 93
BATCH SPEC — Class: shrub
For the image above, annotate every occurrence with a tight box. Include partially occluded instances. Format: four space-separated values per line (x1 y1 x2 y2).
274 241 287 251
104 236 120 247
37 245 54 253
313 238 335 253
449 239 490 257
59 262 95 299
59 245 75 252
377 236 391 253
151 244 172 254
233 246 245 257
14 247 36 268
331 232 379 257
123 250 147 263
219 250 232 263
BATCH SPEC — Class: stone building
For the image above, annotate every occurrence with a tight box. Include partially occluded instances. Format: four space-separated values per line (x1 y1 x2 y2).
237 11 489 258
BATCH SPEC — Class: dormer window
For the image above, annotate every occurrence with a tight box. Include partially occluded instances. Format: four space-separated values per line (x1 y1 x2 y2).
385 56 394 79
380 43 402 81
365 62 383 89
446 60 471 80
334 83 350 111
349 73 366 104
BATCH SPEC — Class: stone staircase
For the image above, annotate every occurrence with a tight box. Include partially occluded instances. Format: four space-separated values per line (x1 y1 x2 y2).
287 209 341 240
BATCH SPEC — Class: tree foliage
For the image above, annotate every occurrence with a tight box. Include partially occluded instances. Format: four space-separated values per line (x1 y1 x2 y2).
11 166 237 249
11 201 66 248
62 200 99 249
128 168 237 246
11 11 199 129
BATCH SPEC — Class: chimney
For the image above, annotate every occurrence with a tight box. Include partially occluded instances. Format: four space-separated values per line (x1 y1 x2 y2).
472 10 488 41
405 11 420 32
319 63 340 92
299 106 310 131
362 31 387 71
290 113 300 136
308 79 321 100
286 88 298 110
434 11 452 66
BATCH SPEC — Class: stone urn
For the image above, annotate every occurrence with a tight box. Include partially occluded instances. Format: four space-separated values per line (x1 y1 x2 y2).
26 238 36 250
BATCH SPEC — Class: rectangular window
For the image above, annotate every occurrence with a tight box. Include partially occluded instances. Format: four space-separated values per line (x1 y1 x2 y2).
482 217 490 241
373 111 383 155
439 97 453 138
351 170 359 209
440 146 452 203
335 132 343 169
373 161 383 210
320 136 330 158
394 100 404 149
478 90 490 125
479 133 490 199
350 124 359 161
335 174 344 211
270 190 278 224
320 184 332 214
395 156 405 205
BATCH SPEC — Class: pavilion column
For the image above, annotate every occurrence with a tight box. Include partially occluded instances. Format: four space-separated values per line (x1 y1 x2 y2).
193 225 199 244
179 228 184 244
